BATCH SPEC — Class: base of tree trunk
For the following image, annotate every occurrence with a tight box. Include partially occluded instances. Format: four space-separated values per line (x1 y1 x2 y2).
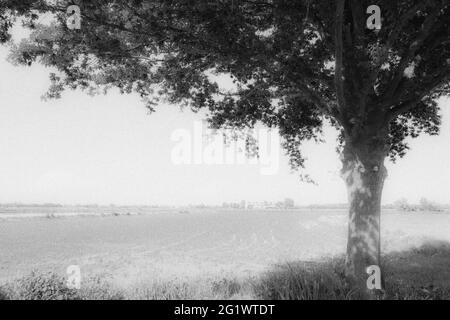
341 138 388 299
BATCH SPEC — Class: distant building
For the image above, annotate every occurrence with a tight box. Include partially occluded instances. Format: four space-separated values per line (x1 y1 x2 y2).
284 198 295 209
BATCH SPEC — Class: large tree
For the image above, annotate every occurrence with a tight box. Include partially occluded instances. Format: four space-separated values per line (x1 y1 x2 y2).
1 0 449 295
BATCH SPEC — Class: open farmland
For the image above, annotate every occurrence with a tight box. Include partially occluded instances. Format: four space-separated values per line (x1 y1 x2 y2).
1 208 449 291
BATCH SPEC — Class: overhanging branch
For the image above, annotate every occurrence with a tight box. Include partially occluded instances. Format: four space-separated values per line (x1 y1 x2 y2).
385 6 442 99
334 0 346 112
386 74 449 121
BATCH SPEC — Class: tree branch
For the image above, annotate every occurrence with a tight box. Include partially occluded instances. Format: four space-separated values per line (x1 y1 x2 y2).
385 6 442 99
334 0 346 111
386 74 449 121
349 0 364 41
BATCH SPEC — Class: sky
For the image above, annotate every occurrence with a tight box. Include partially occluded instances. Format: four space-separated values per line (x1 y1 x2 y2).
0 46 449 206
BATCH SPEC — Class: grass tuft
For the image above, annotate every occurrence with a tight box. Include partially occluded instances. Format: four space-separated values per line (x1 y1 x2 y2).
253 259 358 300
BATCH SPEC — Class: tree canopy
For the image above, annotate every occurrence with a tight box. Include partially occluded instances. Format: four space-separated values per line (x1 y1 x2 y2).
1 0 449 170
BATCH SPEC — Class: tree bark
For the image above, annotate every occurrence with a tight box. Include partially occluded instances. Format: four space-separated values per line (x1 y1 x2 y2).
341 127 388 298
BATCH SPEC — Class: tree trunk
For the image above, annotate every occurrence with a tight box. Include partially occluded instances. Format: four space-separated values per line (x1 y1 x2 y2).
341 129 388 298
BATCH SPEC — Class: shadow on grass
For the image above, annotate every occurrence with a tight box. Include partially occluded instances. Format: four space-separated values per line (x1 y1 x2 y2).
1 240 449 300
254 239 450 300
382 240 450 299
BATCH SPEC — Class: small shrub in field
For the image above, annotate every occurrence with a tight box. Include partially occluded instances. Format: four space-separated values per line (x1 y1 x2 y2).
11 271 80 300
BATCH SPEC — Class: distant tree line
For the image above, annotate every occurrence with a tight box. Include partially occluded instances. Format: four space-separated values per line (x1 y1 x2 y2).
223 198 295 209
391 198 446 212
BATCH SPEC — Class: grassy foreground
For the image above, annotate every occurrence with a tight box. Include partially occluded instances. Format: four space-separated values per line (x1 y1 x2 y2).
1 241 449 300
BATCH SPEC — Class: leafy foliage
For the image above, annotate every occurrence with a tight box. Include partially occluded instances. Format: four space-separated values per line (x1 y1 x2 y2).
0 0 449 170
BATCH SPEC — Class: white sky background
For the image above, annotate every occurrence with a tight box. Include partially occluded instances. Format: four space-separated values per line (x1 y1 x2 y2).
0 46 449 206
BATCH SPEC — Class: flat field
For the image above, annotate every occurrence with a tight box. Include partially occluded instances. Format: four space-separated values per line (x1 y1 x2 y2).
1 208 449 289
